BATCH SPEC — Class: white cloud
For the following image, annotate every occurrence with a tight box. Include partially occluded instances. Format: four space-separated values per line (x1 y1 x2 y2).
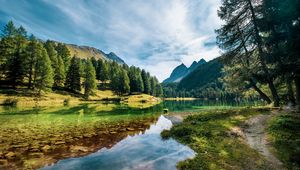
1 0 222 82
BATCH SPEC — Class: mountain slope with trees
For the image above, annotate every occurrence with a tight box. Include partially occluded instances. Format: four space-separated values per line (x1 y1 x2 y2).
0 21 163 106
163 59 206 83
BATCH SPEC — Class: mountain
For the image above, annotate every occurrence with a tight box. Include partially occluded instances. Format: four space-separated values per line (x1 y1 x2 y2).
177 58 223 90
65 44 125 64
163 64 188 83
163 59 207 83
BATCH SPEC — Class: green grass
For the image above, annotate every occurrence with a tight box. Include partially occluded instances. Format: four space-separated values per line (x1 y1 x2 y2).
268 113 300 169
161 108 272 169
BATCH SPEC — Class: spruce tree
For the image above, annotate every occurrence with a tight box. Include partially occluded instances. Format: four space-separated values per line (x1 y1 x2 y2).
150 77 157 96
6 24 27 88
56 43 70 71
119 69 130 94
84 59 97 99
141 69 150 94
25 35 38 89
33 43 53 92
65 57 81 92
54 56 66 87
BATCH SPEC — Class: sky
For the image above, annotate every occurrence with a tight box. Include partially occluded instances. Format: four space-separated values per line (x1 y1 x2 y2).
0 0 222 82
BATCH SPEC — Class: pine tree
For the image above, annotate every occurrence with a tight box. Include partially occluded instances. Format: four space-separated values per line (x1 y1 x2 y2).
141 69 150 94
216 0 280 106
33 43 53 92
44 40 58 69
54 56 66 87
150 77 157 96
56 43 70 71
6 24 27 88
84 59 97 99
1 20 17 38
96 59 109 82
65 57 81 92
24 35 38 89
119 69 130 94
155 84 163 97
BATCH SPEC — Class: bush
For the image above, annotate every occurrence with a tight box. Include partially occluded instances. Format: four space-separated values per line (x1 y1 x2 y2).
63 98 70 106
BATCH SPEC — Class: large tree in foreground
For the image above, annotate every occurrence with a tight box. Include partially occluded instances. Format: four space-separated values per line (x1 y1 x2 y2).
216 0 281 106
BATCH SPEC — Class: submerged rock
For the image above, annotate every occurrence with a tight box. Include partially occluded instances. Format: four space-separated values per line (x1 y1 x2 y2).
41 145 51 152
0 159 8 165
54 141 65 145
5 152 16 159
126 128 135 131
70 146 89 152
28 152 44 158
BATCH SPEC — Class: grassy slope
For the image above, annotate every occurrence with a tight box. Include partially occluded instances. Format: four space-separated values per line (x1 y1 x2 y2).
66 44 108 60
123 94 162 108
0 89 160 108
161 108 273 169
268 113 300 169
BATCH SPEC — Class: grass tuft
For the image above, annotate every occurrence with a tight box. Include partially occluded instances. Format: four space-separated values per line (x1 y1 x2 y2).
268 113 300 169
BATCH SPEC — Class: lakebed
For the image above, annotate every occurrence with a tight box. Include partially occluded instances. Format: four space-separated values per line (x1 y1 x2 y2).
0 100 267 169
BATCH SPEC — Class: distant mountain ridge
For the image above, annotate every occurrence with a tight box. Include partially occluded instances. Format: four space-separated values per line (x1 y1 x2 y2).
178 58 223 90
65 43 125 64
163 59 206 83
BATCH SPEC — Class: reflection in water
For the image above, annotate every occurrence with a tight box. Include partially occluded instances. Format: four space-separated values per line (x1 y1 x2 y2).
42 116 195 170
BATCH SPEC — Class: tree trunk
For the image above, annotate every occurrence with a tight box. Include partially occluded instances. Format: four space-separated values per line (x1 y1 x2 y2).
286 76 296 106
296 76 300 110
28 65 33 89
249 80 272 104
268 80 280 107
247 0 280 106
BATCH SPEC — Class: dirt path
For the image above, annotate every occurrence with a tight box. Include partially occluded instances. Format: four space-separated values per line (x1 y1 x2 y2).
242 112 284 169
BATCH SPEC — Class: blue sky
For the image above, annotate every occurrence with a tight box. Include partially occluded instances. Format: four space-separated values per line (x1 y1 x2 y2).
0 0 222 81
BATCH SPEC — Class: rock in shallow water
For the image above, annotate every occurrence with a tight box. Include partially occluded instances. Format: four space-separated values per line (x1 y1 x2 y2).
0 159 8 165
5 152 15 159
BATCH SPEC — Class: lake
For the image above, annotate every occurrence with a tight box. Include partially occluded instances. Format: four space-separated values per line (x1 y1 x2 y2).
0 100 262 169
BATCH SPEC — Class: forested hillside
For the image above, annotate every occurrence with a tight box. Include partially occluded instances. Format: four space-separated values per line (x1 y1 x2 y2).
162 58 237 100
0 21 163 99
178 58 222 90
163 59 206 83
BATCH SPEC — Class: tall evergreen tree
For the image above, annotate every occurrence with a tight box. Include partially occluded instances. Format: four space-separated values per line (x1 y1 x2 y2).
56 43 70 71
150 77 157 96
119 70 130 94
141 69 150 94
33 43 53 92
216 0 280 106
24 35 38 89
96 59 109 82
54 56 66 87
65 57 81 92
84 59 97 99
1 20 17 38
5 24 27 88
